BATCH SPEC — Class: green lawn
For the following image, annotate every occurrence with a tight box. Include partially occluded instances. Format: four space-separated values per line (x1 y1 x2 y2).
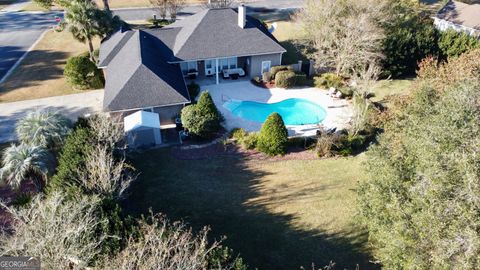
269 20 312 65
371 79 414 105
125 148 377 270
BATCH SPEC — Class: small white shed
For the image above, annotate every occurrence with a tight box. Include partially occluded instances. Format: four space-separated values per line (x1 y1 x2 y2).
124 110 162 148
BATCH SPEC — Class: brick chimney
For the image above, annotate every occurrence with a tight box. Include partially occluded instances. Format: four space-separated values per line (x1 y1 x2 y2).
238 4 246 29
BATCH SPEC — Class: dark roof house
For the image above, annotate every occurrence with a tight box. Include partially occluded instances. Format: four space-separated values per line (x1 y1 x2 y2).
99 6 286 114
433 0 480 36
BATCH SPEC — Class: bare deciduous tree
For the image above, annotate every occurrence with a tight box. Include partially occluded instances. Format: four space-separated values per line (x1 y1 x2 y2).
80 145 134 198
99 213 228 270
0 193 105 269
150 0 168 20
298 0 387 77
89 114 124 150
167 0 186 21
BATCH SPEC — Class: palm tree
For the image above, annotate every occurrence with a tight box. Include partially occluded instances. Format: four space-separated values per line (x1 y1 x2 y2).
15 111 72 149
0 144 52 190
64 0 121 58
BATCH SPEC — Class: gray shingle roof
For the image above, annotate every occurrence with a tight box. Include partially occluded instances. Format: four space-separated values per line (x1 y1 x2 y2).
164 8 286 61
103 30 189 112
436 0 480 30
98 28 135 68
100 7 286 112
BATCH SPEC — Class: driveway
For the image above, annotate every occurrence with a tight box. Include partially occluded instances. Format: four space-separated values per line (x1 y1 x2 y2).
113 0 303 21
0 90 103 143
203 81 352 137
0 10 62 82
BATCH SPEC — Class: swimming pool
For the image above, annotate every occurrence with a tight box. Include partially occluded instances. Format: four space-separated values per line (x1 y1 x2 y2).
223 98 327 126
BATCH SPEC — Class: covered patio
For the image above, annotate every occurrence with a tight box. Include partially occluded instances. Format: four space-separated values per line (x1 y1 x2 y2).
180 56 250 85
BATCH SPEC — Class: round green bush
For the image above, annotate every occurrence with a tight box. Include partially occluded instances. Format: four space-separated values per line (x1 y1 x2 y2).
181 91 223 139
257 113 288 156
275 70 296 88
314 73 344 89
270 65 291 80
64 54 104 90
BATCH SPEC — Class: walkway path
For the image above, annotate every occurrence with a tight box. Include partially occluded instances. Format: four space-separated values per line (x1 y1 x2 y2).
0 90 103 143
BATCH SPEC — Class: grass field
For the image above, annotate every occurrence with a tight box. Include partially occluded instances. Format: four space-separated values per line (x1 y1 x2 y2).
371 79 413 105
270 20 311 65
0 30 100 103
125 148 376 270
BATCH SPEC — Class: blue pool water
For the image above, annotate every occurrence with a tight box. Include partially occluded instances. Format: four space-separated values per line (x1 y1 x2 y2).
223 98 327 125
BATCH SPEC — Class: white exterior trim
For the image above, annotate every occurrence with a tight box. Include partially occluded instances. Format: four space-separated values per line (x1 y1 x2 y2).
107 102 189 113
168 51 286 64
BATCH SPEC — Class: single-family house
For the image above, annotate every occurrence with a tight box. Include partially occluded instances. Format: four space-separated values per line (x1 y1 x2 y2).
433 0 480 37
98 5 286 146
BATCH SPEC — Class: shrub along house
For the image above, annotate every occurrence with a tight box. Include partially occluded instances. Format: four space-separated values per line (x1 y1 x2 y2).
98 5 285 147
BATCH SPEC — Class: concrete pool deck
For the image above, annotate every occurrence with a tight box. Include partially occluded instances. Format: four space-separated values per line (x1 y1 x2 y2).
200 81 353 137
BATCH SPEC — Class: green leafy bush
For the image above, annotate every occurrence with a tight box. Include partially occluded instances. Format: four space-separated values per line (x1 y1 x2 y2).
229 128 247 141
187 81 200 100
181 91 223 139
257 113 288 156
47 127 94 195
262 71 271 83
337 86 354 98
294 72 307 86
64 54 104 90
382 16 439 77
314 73 344 89
207 246 248 270
438 29 480 59
11 193 33 207
146 18 170 28
275 70 297 88
241 132 258 150
270 65 292 79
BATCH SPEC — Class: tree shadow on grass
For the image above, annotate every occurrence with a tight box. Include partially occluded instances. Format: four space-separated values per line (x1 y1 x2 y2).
0 48 68 95
124 148 378 270
280 40 314 65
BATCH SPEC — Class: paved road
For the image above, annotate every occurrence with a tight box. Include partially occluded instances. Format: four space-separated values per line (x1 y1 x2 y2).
113 0 303 21
0 90 103 143
0 10 62 82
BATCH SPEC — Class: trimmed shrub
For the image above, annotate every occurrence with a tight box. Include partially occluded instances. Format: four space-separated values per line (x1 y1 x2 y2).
337 86 354 98
314 73 344 89
64 54 104 90
257 113 288 156
270 65 292 79
229 128 247 141
275 70 297 88
294 72 307 86
241 132 258 150
187 81 200 100
181 91 223 139
262 71 271 83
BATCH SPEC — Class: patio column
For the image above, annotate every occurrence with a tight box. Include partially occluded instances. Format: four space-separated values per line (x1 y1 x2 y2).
215 58 219 85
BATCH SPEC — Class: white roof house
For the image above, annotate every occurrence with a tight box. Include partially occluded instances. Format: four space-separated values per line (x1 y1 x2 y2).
124 110 162 146
433 0 480 37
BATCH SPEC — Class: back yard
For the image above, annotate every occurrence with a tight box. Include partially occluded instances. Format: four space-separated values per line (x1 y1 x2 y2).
125 148 377 270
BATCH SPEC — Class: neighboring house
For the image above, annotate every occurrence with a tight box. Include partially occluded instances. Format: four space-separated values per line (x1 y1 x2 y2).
97 5 286 146
433 0 480 37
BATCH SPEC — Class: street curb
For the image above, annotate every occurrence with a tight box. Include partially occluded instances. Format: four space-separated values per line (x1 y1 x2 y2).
0 29 49 85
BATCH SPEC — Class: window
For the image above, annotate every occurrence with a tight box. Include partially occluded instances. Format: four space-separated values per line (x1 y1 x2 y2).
180 61 198 75
220 58 229 70
228 57 237 69
261 61 271 73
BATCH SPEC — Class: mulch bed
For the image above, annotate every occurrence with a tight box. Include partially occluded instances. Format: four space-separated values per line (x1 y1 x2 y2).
171 142 318 161
250 79 276 89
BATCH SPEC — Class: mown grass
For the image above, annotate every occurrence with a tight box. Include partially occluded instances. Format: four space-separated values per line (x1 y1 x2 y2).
0 30 100 103
125 148 377 270
269 20 312 65
371 79 414 105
